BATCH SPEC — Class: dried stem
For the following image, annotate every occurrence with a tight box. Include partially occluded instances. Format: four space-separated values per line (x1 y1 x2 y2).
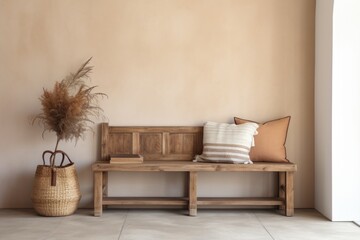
50 137 61 167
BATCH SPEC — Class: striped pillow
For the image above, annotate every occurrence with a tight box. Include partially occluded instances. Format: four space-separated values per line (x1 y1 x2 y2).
195 122 259 164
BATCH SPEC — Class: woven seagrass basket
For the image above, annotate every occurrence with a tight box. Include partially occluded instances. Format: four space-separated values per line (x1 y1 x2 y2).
31 150 81 217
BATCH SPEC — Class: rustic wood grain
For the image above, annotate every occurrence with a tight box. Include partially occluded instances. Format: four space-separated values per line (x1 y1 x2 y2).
108 133 132 155
278 172 286 212
94 171 103 217
105 126 203 161
162 132 170 155
100 123 109 161
285 172 294 216
132 132 140 154
102 197 188 206
92 161 297 172
197 197 283 206
189 171 197 216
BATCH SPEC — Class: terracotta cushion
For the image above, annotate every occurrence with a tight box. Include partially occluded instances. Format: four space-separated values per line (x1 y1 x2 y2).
234 116 290 162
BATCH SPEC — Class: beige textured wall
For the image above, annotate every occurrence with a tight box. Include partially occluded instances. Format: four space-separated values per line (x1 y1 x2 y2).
0 0 315 208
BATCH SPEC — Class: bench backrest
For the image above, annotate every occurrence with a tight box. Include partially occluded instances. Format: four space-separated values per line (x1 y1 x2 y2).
100 123 203 161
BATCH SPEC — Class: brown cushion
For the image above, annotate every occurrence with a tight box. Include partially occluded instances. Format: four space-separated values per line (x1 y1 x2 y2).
234 116 290 162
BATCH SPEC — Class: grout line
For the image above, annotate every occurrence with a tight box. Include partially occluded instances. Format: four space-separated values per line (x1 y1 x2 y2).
118 210 129 240
253 211 276 240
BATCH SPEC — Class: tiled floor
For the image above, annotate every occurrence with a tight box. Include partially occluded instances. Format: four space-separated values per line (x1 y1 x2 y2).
0 209 359 240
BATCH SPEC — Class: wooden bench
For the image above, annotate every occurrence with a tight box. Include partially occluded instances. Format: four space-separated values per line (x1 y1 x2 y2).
92 123 297 217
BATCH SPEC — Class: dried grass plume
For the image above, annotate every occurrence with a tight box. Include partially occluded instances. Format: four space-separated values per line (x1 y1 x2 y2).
34 58 106 153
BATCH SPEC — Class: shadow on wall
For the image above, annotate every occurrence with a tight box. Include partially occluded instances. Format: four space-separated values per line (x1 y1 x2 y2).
3 170 34 208
76 163 93 208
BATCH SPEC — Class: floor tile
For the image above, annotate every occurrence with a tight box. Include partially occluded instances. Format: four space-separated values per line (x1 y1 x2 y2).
120 209 272 240
46 209 127 240
255 210 360 240
0 209 63 240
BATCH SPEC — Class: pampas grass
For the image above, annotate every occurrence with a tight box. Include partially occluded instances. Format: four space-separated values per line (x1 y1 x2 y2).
34 58 106 155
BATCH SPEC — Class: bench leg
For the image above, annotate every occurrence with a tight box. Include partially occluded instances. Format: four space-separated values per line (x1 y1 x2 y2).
285 172 294 216
189 171 197 216
278 172 286 213
103 172 108 209
94 171 103 217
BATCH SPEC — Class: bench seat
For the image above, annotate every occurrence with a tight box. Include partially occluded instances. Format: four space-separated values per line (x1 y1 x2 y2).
93 161 296 172
93 160 296 217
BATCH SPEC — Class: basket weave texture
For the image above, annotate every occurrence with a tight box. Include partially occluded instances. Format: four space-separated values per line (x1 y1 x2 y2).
31 163 81 216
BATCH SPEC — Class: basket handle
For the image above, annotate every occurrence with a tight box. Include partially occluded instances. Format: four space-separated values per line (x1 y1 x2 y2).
42 150 73 167
42 150 73 187
53 150 73 167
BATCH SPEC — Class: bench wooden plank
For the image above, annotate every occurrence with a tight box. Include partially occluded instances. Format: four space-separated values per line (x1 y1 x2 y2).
109 126 203 133
101 123 109 161
99 197 283 207
197 197 283 206
92 161 297 172
103 197 188 206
